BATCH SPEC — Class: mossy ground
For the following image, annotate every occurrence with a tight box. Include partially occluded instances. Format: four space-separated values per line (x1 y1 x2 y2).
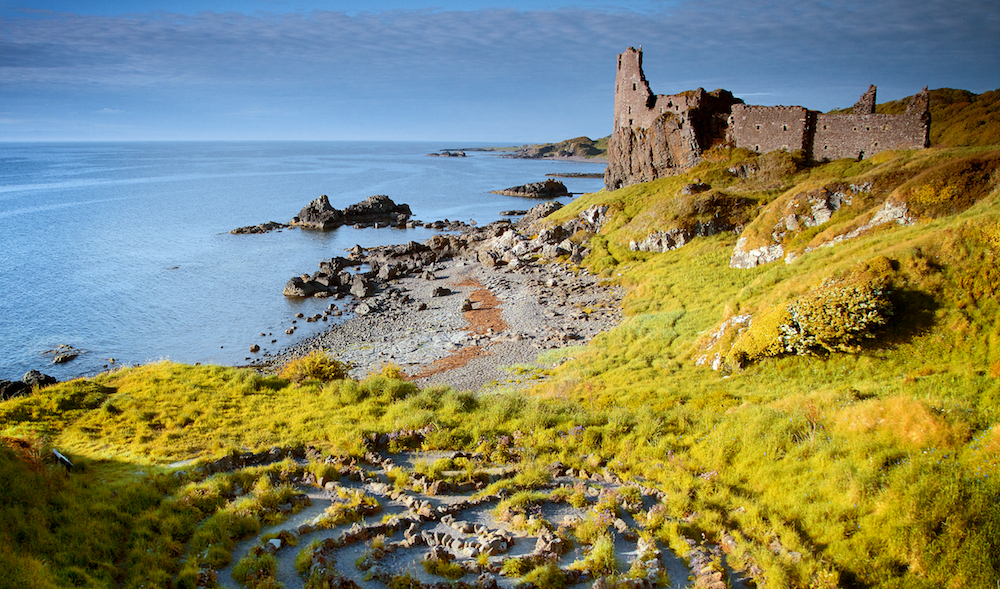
3 140 1000 588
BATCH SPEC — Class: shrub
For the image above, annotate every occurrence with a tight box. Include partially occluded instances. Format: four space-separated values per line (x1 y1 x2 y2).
576 533 618 576
375 362 406 380
295 540 321 574
279 351 351 383
727 272 893 367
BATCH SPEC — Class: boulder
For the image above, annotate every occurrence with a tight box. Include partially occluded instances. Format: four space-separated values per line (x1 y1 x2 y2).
292 195 411 231
283 276 321 297
342 195 412 227
22 370 57 389
294 195 345 230
0 380 31 401
491 179 569 198
350 276 373 299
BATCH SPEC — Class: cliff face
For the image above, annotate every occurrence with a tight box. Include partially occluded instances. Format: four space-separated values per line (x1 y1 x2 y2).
605 113 697 189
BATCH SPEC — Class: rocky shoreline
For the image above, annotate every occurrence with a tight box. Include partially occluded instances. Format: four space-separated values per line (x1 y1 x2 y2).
255 201 624 391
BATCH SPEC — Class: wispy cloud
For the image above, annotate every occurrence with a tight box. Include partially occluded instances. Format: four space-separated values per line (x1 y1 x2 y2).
0 0 996 140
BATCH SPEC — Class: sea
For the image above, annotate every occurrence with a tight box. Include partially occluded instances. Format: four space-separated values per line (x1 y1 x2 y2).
0 141 607 382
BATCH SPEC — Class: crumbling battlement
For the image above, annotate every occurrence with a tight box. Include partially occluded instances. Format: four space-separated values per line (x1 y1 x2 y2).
605 47 930 190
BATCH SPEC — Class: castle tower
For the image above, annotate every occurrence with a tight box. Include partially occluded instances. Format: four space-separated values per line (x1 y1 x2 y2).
612 47 656 132
854 85 877 114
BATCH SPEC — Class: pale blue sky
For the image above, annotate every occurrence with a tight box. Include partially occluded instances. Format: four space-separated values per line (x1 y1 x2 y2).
1 0 997 141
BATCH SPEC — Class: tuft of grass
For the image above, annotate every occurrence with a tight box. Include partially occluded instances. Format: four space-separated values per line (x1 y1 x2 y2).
279 350 351 383
421 558 466 579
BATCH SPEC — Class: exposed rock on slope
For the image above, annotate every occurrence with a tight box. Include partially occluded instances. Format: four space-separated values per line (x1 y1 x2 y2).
629 184 755 254
729 184 872 268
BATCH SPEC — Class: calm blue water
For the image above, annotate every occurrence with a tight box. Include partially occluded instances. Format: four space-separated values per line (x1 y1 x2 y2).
0 141 606 381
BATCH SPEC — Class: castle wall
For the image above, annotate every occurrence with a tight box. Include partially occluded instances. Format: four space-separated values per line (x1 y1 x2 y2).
605 47 929 191
812 112 928 161
727 105 810 155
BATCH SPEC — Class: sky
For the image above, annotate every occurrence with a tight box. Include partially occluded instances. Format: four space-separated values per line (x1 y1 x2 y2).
1 0 998 142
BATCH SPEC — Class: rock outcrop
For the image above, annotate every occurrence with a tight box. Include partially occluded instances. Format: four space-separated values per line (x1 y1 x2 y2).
0 380 30 401
22 370 56 389
43 344 81 365
629 185 754 254
292 195 412 230
729 183 884 268
490 179 569 198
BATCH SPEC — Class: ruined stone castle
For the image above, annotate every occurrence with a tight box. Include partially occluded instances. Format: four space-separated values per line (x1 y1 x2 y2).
605 47 930 190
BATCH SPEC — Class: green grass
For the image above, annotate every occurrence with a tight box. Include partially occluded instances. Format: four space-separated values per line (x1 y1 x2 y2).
530 146 1000 586
2 144 999 587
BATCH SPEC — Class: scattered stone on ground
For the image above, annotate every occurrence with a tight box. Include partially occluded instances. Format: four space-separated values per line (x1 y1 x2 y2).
201 444 755 589
262 259 623 391
259 201 621 391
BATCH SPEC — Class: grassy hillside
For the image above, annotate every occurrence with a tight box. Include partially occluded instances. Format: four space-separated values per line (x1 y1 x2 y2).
3 140 1000 588
540 144 1000 587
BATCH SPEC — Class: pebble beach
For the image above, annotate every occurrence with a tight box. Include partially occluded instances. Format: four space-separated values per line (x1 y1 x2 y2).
258 258 624 391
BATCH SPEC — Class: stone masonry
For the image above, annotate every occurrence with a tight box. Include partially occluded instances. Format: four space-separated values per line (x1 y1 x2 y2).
605 47 930 190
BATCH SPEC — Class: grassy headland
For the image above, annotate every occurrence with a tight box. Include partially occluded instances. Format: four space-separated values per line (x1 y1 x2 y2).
480 136 609 159
2 92 999 588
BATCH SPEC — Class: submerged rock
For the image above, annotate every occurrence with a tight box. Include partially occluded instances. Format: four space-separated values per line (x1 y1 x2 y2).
230 221 288 234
